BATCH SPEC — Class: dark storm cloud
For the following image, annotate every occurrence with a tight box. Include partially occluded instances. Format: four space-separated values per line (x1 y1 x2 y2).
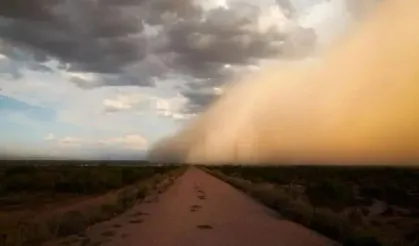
0 0 145 75
0 0 56 21
143 0 202 25
70 72 153 89
1 19 145 73
69 76 96 89
0 58 22 79
0 0 204 86
165 5 316 80
0 41 52 77
160 4 316 110
0 41 49 63
0 0 317 112
168 7 276 64
28 63 53 73
181 89 221 113
100 0 145 6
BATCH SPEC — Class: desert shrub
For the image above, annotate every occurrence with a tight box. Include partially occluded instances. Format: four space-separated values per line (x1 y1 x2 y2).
306 179 355 210
32 172 59 191
0 164 181 246
4 166 37 176
251 186 291 210
17 221 54 245
100 203 120 218
54 180 85 193
207 165 419 246
343 230 382 246
310 208 345 239
280 200 313 225
404 229 419 243
4 174 33 192
57 210 87 236
384 184 411 206
122 168 149 184
136 185 148 199
359 186 384 200
117 189 137 209
1 165 176 195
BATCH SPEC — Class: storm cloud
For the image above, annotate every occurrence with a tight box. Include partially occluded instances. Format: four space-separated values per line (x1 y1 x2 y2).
0 0 318 112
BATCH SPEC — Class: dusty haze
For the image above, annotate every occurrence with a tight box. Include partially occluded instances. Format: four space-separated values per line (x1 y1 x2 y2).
149 0 419 165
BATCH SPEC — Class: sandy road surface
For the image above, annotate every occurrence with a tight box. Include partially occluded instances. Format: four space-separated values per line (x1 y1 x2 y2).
50 167 338 246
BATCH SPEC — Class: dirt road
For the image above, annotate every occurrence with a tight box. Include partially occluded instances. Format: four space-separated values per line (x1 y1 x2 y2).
51 167 338 246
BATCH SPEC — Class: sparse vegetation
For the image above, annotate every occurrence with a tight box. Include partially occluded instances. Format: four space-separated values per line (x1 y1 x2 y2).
0 161 184 246
205 165 419 246
0 162 176 197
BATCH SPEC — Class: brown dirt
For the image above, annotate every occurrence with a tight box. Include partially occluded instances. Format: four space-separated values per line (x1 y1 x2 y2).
47 167 338 246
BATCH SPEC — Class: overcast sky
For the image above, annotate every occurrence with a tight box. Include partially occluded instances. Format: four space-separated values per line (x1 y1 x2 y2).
0 0 354 159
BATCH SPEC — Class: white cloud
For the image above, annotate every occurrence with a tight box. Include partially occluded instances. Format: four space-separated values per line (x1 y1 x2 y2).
103 98 133 111
61 71 101 88
0 69 171 142
297 0 352 46
154 94 195 120
59 136 84 146
45 133 55 141
257 5 290 33
41 132 149 153
155 94 187 112
102 92 148 112
198 0 229 11
213 87 224 95
0 54 8 60
172 113 196 120
99 134 148 150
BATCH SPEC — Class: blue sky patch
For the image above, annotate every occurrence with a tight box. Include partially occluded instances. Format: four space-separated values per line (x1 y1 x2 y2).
0 95 56 121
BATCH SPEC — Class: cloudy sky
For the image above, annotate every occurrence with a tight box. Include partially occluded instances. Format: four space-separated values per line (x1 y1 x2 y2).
0 0 355 159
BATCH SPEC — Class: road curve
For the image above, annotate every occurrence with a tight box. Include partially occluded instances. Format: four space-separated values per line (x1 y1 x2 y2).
53 167 338 246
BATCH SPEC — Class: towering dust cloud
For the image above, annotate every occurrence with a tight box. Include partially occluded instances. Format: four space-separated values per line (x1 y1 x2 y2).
150 0 419 165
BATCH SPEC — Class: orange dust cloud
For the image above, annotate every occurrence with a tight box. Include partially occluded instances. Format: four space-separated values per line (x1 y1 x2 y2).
149 1 419 165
